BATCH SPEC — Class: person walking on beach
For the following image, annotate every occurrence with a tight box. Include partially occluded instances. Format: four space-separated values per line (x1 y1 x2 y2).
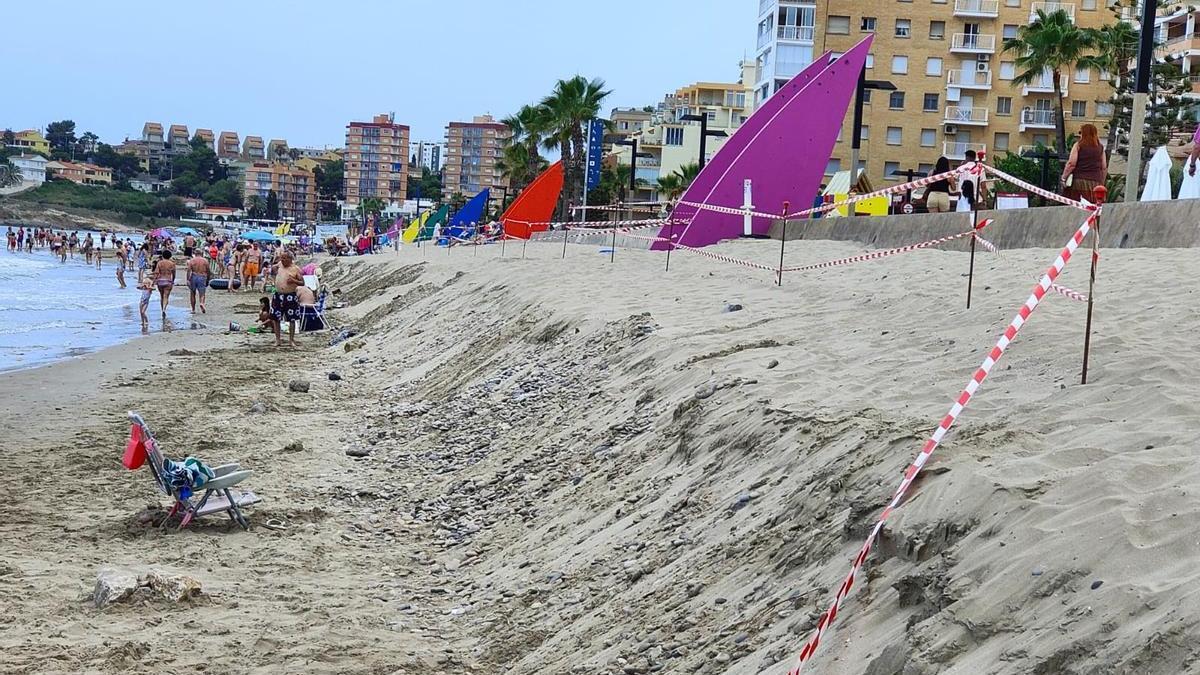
183 232 196 258
115 241 127 288
244 243 262 292
271 250 304 348
228 244 244 292
135 242 149 283
187 248 209 313
1062 123 1107 202
18 227 27 253
82 233 94 265
925 157 953 213
68 232 78 259
5 227 14 252
151 250 176 317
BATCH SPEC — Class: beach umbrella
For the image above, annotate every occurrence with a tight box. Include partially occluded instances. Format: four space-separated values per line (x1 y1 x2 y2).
150 228 174 238
241 230 278 242
176 226 202 236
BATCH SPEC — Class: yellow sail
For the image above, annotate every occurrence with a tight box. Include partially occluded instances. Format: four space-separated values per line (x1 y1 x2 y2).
401 211 429 244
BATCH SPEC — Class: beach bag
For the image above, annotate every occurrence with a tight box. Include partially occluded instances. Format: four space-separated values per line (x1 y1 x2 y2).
123 424 148 470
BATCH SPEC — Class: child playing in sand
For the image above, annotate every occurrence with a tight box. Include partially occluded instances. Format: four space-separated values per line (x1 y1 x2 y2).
257 297 279 336
137 276 154 324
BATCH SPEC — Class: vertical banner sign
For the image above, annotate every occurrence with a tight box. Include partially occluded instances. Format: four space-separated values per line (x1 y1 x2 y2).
586 119 605 190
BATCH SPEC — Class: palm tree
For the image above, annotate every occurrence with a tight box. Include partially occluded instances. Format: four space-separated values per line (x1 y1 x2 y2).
655 174 684 200
1079 21 1139 162
496 141 548 191
245 194 266 218
1002 9 1096 153
502 104 550 189
539 76 611 216
0 157 23 188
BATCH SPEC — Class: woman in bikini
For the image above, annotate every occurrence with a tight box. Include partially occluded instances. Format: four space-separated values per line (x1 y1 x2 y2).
151 250 176 317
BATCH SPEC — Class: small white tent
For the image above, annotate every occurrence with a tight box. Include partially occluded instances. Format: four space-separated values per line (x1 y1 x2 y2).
1140 147 1174 202
1179 157 1200 199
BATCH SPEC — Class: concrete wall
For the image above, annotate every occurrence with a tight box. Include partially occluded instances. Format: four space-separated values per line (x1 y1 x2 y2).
768 200 1200 250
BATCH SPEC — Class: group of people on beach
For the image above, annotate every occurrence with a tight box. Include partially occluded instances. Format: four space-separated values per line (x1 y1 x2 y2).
5 226 122 266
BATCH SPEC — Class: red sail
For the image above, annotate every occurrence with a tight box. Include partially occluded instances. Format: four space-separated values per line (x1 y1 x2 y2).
501 161 564 239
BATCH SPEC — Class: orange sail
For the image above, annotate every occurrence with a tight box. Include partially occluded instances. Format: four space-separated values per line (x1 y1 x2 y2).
501 161 564 239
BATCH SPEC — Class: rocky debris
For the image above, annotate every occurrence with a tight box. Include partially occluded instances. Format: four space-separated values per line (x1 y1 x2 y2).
94 569 203 608
766 359 779 369
345 446 372 458
282 441 304 453
288 380 310 393
167 349 198 356
329 326 359 346
344 339 366 353
328 372 343 381
248 399 276 414
724 303 744 313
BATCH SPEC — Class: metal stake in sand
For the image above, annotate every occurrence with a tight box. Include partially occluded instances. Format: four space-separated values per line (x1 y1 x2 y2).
966 184 980 309
664 213 676 273
522 235 528 259
776 201 790 286
501 233 507 258
611 202 621 264
1081 184 1105 384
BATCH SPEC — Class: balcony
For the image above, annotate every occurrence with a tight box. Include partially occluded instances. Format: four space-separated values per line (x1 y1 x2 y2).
947 69 993 89
1031 1 1075 21
944 141 988 160
1020 109 1058 131
950 33 996 53
1022 71 1065 96
954 0 999 18
777 25 815 41
944 106 989 126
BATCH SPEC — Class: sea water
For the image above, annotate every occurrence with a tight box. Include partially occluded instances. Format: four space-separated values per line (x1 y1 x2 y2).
0 238 194 372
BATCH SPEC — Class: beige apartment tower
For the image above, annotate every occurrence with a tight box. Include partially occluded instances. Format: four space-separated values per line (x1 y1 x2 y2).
443 115 511 201
755 0 1110 183
343 113 410 207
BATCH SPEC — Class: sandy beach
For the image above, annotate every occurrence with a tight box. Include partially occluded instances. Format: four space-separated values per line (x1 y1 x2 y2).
1 234 1198 674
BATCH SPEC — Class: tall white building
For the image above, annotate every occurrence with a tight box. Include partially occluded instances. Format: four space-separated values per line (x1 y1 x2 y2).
412 140 445 173
754 0 817 105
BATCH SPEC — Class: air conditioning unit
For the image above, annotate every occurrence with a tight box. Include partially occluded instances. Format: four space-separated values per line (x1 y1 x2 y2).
976 61 991 72
976 53 992 62
945 125 959 134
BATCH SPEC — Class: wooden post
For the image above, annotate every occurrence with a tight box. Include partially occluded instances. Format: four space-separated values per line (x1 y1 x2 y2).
776 201 790 286
1081 185 1106 384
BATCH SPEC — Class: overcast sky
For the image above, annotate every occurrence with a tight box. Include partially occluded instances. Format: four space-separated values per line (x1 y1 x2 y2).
4 0 751 148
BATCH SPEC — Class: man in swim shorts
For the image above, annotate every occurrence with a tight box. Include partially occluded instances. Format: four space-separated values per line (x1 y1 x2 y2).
271 250 304 347
243 242 262 292
187 248 210 314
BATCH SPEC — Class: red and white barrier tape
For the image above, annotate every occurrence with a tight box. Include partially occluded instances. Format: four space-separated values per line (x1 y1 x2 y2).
973 234 1089 302
785 165 978 219
982 165 1092 211
674 200 784 220
790 209 1099 673
621 231 782 272
571 204 666 214
781 221 990 273
507 217 679 228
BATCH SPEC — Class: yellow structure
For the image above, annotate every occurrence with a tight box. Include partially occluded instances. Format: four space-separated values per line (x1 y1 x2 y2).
46 160 113 186
8 130 51 156
243 161 317 221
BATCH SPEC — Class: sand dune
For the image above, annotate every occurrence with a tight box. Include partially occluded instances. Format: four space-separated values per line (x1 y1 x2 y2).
1 234 1197 674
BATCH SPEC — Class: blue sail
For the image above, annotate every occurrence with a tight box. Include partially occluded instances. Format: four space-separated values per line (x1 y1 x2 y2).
445 189 490 241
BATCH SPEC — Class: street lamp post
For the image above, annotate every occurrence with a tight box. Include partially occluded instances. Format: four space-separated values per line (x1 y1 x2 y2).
851 73 897 182
679 114 730 170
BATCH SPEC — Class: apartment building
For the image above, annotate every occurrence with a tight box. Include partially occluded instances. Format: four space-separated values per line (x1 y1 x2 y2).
612 63 757 201
267 139 289 160
9 154 48 186
243 161 317 221
411 140 445 173
46 160 113 186
443 115 510 200
194 129 215 150
606 107 654 146
242 136 265 160
168 124 190 154
343 113 409 208
1156 8 1200 98
754 0 1111 184
217 131 240 159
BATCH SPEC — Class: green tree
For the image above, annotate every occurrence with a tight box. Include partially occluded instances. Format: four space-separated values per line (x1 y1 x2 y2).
155 195 192 218
447 191 466 213
203 178 242 207
272 143 291 162
1079 20 1139 162
314 159 344 200
496 141 548 192
245 194 266 218
170 138 228 198
538 76 611 216
77 131 99 158
266 189 280 220
0 157 23 188
1002 9 1096 153
2 129 14 148
407 166 444 202
45 120 77 155
91 143 143 182
502 104 551 192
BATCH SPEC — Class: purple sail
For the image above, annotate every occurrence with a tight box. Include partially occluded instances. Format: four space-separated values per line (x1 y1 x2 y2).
656 35 873 250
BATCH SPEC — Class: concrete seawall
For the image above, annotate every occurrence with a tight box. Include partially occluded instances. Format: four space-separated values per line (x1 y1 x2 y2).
768 200 1200 250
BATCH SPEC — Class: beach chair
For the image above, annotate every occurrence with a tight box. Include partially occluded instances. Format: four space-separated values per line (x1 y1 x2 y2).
299 288 328 332
126 412 260 530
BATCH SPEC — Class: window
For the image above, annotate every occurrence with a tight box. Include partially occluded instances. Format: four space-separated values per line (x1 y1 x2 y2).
665 127 684 145
887 127 903 145
827 16 850 34
1005 0 1020 6
826 158 841 174
863 89 872 103
923 93 939 111
1074 67 1091 83
1082 0 1097 8
896 19 911 38
1097 102 1114 117
919 163 934 176
1003 24 1018 40
861 16 876 31
892 55 909 74
995 132 1010 151
926 58 943 76
930 21 945 39
860 125 870 141
884 161 901 180
1099 69 1111 81
1033 133 1049 146
889 91 906 109
866 53 875 69
1000 62 1015 80
1072 100 1087 118
920 129 936 147
996 97 1012 115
